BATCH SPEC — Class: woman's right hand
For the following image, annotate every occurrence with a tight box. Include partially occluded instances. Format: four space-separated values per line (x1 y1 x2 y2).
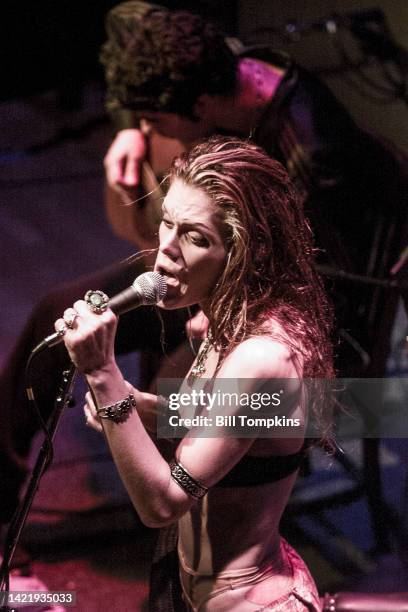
104 128 147 196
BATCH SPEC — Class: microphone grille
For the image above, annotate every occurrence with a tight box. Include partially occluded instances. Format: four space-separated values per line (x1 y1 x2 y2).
132 271 167 305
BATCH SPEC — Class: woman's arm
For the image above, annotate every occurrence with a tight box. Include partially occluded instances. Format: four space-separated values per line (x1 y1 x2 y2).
88 369 193 528
174 337 302 487
59 300 196 527
60 302 300 527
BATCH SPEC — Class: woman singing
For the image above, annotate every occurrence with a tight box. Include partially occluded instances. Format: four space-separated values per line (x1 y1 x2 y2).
55 137 333 611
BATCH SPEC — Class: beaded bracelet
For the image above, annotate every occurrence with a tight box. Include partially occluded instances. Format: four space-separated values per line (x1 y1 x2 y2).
169 460 209 500
96 394 136 422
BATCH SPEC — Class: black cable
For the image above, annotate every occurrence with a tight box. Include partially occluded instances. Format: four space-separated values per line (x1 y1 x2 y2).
0 352 59 592
24 352 55 470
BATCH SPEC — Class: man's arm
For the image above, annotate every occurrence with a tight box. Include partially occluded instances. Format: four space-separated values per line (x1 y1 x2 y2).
104 129 185 250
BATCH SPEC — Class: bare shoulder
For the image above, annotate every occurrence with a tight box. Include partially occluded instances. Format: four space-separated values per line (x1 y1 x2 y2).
218 336 298 379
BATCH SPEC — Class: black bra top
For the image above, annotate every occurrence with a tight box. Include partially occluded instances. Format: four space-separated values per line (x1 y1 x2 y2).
215 447 306 488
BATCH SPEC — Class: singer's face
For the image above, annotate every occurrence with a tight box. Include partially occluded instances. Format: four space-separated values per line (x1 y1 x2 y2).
154 179 227 311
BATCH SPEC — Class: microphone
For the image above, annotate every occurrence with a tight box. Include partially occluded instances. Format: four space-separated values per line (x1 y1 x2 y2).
31 272 167 355
108 271 167 314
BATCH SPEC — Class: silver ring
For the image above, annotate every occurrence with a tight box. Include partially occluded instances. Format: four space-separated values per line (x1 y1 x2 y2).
64 310 78 329
84 290 109 315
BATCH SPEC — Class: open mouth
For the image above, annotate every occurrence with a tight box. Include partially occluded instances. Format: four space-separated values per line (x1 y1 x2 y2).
157 266 180 287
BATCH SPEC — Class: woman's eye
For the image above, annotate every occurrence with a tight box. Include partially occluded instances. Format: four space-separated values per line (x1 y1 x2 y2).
162 218 173 228
187 233 209 247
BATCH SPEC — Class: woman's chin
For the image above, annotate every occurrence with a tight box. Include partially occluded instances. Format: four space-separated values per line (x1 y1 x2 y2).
157 298 180 310
157 291 184 310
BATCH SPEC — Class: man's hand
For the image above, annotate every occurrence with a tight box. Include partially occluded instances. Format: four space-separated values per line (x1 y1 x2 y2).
104 129 147 197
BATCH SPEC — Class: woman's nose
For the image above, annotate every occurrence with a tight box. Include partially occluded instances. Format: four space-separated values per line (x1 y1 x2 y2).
160 230 180 261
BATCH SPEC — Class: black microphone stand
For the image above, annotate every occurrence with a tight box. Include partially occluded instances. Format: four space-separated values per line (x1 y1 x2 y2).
0 363 77 607
316 263 408 290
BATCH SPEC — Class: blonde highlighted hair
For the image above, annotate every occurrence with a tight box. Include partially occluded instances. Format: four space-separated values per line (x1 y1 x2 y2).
169 137 334 436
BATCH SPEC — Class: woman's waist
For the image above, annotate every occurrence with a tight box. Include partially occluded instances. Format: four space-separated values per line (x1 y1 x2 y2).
178 527 282 580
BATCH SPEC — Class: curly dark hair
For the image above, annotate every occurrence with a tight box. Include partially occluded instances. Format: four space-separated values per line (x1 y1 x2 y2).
100 1 238 118
169 137 335 439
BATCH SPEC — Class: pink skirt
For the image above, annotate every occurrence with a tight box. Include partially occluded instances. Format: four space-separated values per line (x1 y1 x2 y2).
179 537 321 611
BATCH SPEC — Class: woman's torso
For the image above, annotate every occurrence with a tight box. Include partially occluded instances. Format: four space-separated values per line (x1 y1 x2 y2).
177 327 306 577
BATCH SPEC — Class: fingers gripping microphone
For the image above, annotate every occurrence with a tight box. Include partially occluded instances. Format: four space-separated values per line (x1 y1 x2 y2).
31 272 167 355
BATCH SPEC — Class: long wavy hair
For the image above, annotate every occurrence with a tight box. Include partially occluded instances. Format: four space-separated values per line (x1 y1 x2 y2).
168 137 334 437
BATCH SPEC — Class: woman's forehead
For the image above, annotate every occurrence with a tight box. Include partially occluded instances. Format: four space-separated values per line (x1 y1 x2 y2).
164 180 214 220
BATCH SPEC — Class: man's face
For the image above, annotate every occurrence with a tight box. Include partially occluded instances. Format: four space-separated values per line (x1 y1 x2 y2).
139 110 213 143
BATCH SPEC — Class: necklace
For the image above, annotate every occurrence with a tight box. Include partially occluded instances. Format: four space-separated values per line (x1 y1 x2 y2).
190 329 214 379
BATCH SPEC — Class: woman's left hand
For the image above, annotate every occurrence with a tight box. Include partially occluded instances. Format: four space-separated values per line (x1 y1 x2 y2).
83 391 103 433
54 300 118 375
